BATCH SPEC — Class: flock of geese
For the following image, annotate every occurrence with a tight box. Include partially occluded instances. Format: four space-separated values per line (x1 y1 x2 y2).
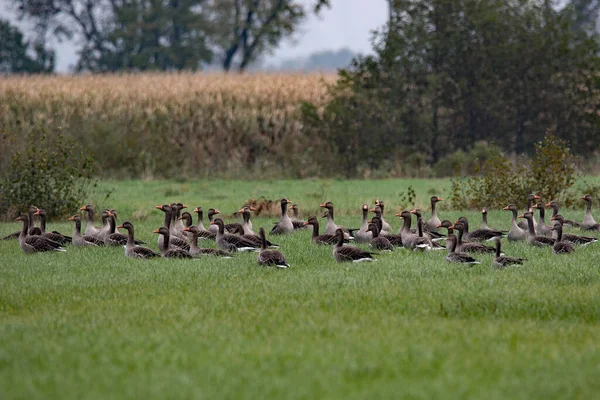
3 194 599 269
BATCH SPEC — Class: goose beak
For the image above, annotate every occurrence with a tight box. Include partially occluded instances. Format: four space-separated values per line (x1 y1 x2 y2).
367 219 373 223
214 209 221 215
533 195 540 199
68 216 75 221
410 209 417 214
210 221 216 225
178 216 183 220
550 216 557 221
107 211 114 216
193 207 199 213
184 227 190 232
449 225 455 229
319 203 327 208
286 199 292 204
34 210 40 215
481 208 486 213
502 206 509 210
369 207 377 212
155 205 162 210
249 206 256 211
545 203 551 207
237 208 245 213
580 196 586 200
181 204 188 209
437 197 443 201
518 214 525 219
152 229 160 234
436 223 442 228
16 216 23 221
117 224 124 229
395 213 401 217
80 206 86 211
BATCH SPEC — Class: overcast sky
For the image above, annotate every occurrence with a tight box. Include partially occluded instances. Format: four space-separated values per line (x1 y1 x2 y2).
0 0 388 72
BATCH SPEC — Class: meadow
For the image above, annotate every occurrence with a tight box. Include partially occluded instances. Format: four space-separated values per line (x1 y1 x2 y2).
1 178 600 399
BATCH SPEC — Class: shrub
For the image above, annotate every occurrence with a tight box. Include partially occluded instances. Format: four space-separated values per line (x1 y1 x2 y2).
449 133 577 209
0 129 95 220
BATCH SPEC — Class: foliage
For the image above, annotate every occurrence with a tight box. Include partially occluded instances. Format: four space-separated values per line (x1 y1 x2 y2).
0 19 54 73
449 133 577 209
302 0 600 178
432 142 504 178
0 129 95 220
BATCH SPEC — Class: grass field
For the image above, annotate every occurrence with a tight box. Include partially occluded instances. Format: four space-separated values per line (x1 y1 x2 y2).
1 178 600 399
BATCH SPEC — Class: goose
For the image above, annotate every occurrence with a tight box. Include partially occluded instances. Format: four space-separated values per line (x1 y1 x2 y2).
183 226 232 258
580 194 600 231
532 202 552 237
369 216 403 246
436 220 454 236
333 228 375 262
270 198 295 235
69 215 104 246
290 204 307 230
545 201 580 227
104 211 144 246
153 227 192 259
229 224 279 248
551 223 575 254
367 223 394 251
518 212 555 247
410 209 445 241
444 235 480 264
80 204 104 239
16 213 65 253
192 207 216 240
374 199 393 233
178 211 195 242
492 238 525 268
517 194 540 231
155 204 190 251
369 206 391 235
353 204 374 243
2 205 40 239
480 207 490 230
319 201 353 238
258 228 289 268
238 206 257 235
550 215 597 246
413 217 442 251
211 218 260 252
451 222 495 254
34 208 71 245
117 222 160 259
425 196 443 232
397 211 436 251
171 203 187 237
503 204 527 241
455 216 504 242
207 208 222 234
303 216 348 245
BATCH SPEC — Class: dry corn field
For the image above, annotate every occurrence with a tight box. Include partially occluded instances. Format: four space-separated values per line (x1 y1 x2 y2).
0 73 338 179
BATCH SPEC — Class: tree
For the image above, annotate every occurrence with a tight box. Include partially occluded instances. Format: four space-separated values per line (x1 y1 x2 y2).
14 0 213 71
209 0 331 71
0 19 54 73
303 0 600 177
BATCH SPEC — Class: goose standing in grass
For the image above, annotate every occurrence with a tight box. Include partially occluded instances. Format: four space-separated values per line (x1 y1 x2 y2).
270 198 294 235
545 201 580 227
503 204 527 241
367 223 394 251
374 199 393 233
80 204 104 239
320 201 354 238
304 216 348 245
118 221 160 258
34 208 72 245
451 222 495 254
154 227 192 259
519 212 555 247
456 216 504 242
16 213 65 253
492 238 525 268
2 205 40 240
425 196 443 232
354 204 374 243
532 202 552 237
550 215 598 246
69 215 104 246
444 234 480 264
183 226 232 258
290 204 307 230
212 218 260 252
258 228 289 268
155 204 190 251
580 194 600 231
207 208 222 235
333 228 375 262
370 205 391 235
369 216 403 246
517 194 540 231
192 207 216 240
551 223 575 254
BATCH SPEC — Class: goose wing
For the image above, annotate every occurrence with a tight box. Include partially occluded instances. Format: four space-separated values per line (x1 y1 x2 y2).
460 242 495 254
314 234 339 245
164 249 192 259
371 237 394 251
2 231 20 240
563 233 597 246
493 255 525 268
169 237 190 251
195 248 232 258
131 246 160 258
24 236 65 252
530 235 555 247
335 245 374 262
382 234 403 247
84 235 106 246
468 229 505 241
446 252 479 264
42 232 71 245
259 250 289 267
197 229 216 240
553 242 574 254
223 233 260 249
106 233 128 246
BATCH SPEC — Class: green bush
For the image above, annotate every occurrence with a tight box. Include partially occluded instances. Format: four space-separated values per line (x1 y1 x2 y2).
449 133 577 209
0 129 95 220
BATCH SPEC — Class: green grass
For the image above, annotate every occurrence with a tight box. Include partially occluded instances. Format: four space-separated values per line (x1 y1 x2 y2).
1 178 600 399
